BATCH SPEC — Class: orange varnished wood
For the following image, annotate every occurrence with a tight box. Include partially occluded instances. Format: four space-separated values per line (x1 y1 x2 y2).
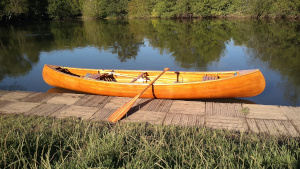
42 64 266 99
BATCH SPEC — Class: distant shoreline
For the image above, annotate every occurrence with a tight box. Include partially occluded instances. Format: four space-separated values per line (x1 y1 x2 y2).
1 0 299 22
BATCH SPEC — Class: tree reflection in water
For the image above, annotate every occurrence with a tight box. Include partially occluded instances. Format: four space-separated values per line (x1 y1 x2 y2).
0 19 299 105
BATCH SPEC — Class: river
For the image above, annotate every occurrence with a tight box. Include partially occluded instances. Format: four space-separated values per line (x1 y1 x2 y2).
0 19 299 106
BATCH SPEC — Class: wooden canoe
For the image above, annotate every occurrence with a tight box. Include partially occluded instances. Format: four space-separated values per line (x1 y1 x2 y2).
42 64 265 99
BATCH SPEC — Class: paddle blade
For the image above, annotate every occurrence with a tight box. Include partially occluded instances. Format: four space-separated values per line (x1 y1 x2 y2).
108 97 138 123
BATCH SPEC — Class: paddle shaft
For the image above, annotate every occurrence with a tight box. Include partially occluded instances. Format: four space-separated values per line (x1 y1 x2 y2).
108 68 170 123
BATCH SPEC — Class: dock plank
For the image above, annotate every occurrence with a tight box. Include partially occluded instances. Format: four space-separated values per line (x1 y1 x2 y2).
180 114 190 126
157 99 173 112
280 106 300 120
122 110 166 125
91 108 116 121
272 120 289 136
133 98 152 111
169 100 205 115
163 113 174 125
74 95 111 108
245 104 287 120
46 93 85 105
142 99 171 112
246 119 259 133
103 97 136 109
0 101 40 114
264 120 280 136
21 92 58 103
0 90 11 97
188 115 197 126
290 120 300 137
0 91 35 101
255 119 269 134
196 116 205 126
172 113 182 125
205 116 248 131
25 103 65 116
0 100 13 108
207 102 244 117
51 105 99 119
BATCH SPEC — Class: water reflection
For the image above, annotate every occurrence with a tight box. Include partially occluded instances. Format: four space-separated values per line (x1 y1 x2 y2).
0 23 53 81
0 19 299 106
0 82 26 91
241 21 300 105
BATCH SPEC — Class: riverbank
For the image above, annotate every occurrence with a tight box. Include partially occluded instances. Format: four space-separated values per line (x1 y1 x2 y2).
1 0 299 21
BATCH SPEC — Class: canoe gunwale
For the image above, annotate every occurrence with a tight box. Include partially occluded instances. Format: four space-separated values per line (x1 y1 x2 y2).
46 64 260 86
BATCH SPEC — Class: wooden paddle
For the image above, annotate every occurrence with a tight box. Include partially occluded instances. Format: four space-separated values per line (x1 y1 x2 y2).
108 68 170 123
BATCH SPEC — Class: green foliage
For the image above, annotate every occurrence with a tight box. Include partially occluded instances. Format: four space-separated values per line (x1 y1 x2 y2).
128 0 152 18
241 0 300 18
0 0 6 19
27 0 48 20
2 0 28 20
269 0 300 17
172 0 191 17
103 0 130 18
82 0 99 18
47 0 81 20
0 0 299 21
190 0 213 17
151 0 176 18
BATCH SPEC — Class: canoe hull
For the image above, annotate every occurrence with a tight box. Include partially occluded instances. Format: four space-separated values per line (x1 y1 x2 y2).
42 65 265 99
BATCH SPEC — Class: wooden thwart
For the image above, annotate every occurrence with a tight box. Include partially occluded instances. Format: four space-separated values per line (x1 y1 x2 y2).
130 72 149 83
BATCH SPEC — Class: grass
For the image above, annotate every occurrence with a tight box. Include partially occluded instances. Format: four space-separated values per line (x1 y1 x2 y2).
0 114 299 168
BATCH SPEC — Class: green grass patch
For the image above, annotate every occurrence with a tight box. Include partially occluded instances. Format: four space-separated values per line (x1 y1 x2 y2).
0 114 299 168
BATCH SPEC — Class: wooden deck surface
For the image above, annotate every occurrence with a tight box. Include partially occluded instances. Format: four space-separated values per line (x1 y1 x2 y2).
0 90 299 137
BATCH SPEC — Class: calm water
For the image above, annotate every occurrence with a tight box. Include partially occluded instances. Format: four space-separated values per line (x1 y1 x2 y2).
0 19 299 106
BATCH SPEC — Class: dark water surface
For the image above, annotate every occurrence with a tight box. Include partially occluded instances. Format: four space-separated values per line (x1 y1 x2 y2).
0 19 299 106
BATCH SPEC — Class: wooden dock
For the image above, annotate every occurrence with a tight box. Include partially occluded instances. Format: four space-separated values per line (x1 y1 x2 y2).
0 90 299 137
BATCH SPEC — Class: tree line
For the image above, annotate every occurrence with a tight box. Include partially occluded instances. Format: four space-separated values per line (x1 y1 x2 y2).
0 0 299 21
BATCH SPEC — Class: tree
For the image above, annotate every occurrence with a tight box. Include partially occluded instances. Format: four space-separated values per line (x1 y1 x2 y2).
173 0 191 17
3 0 28 20
190 0 212 17
128 0 151 18
47 0 81 20
82 0 99 18
27 0 48 20
104 0 130 18
151 0 176 18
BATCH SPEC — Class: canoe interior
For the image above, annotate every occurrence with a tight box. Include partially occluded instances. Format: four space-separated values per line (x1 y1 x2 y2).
50 65 239 84
43 64 265 99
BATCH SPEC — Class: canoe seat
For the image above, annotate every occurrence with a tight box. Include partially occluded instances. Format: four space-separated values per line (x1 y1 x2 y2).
56 67 80 77
85 73 117 82
85 73 105 80
90 73 105 79
202 75 219 81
